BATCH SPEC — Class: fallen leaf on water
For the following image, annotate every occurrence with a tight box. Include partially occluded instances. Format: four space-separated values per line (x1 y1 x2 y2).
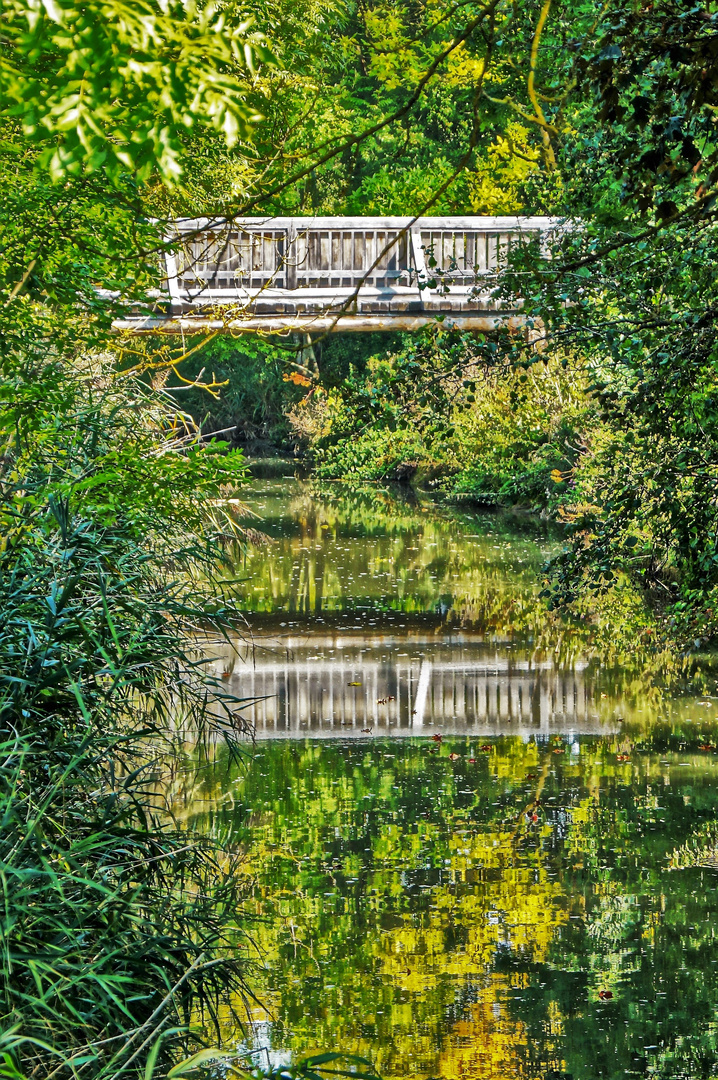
361 727 373 734
221 672 231 680
480 744 492 752
598 990 613 1001
377 696 396 704
526 773 536 780
468 758 476 763
553 748 565 754
348 681 362 686
449 752 460 761
432 733 443 742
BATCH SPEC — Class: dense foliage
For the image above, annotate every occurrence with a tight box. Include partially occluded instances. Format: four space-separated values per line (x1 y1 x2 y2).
0 352 254 1075
6 0 718 1073
0 1 264 1075
2 0 268 183
181 0 718 650
522 0 718 644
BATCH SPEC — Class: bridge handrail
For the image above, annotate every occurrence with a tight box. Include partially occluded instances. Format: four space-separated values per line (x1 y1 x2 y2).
168 215 562 230
163 215 565 301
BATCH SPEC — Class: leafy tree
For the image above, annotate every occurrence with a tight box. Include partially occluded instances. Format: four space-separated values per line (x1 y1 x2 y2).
2 0 270 184
519 1 718 644
0 0 273 1075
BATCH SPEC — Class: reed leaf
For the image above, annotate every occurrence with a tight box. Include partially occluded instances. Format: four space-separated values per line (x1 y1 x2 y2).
0 355 253 1078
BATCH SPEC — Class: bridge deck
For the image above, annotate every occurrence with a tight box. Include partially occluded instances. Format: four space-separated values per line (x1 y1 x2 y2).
114 215 561 335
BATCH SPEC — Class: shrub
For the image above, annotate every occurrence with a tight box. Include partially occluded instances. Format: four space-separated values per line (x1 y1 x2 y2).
0 356 250 1077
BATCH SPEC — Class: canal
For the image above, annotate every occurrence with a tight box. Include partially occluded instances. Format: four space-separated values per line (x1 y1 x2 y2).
186 478 718 1080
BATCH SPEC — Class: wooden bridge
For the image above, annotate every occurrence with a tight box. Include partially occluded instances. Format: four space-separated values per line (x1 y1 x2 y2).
114 215 561 335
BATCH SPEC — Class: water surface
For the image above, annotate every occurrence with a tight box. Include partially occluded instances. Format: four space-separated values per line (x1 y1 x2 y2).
190 480 718 1080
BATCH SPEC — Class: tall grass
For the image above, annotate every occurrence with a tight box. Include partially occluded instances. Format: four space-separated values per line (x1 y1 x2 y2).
0 355 252 1077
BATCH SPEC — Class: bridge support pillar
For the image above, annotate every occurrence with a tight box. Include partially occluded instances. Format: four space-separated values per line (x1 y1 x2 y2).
295 332 319 374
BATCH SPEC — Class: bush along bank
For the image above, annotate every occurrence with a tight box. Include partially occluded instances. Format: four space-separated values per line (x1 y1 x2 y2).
159 327 594 515
0 355 252 1078
282 329 597 512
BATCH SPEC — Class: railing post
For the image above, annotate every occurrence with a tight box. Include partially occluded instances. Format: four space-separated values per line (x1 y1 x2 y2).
410 228 428 288
163 236 182 310
539 223 552 260
286 221 297 290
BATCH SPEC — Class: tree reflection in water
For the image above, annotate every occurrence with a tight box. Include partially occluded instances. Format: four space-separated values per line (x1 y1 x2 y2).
183 479 718 1079
186 736 718 1080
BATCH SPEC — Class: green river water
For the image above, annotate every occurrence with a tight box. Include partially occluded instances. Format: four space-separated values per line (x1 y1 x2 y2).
186 478 718 1080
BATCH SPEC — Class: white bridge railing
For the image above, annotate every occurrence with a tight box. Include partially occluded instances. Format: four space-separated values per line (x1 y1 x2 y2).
116 215 562 334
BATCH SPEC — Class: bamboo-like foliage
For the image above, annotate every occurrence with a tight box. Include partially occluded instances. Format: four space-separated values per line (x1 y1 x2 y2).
0 355 254 1078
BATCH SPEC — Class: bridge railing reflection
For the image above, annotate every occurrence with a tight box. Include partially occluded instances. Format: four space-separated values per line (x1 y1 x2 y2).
215 637 606 738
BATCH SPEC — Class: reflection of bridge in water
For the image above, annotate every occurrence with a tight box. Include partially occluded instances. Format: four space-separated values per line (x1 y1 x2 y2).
216 635 612 738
